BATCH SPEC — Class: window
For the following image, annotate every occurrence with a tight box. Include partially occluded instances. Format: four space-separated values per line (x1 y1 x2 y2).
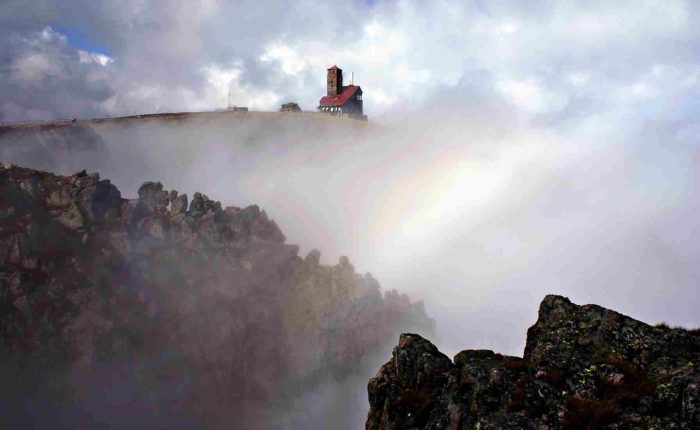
357 94 362 101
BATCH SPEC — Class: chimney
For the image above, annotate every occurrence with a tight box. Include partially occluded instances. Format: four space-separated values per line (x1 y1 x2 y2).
327 65 343 97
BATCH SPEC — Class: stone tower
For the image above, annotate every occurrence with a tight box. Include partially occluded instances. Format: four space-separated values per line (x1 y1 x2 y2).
327 65 343 97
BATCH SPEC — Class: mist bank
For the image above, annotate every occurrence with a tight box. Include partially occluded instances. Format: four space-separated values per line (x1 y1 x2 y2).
2 105 699 361
0 163 433 429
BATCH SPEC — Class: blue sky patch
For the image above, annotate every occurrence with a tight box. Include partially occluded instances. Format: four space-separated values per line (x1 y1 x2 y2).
52 25 113 56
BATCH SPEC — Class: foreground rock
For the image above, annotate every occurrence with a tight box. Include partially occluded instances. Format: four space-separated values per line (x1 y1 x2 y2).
367 295 700 429
0 164 433 429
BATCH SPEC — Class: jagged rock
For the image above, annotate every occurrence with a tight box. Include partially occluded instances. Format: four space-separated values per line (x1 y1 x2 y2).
171 193 188 215
305 249 321 267
189 191 205 214
367 295 700 429
47 187 73 206
0 164 434 429
76 179 121 222
367 334 453 429
136 181 163 212
56 203 84 229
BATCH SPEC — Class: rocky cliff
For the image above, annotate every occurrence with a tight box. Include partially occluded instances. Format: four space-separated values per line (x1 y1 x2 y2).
367 295 699 429
0 163 433 429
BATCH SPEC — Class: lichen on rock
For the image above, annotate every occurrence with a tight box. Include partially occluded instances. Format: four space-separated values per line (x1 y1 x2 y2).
367 295 700 429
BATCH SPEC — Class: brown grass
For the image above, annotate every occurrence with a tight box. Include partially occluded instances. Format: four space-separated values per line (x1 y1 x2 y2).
395 385 436 425
597 356 655 405
502 356 526 371
655 322 700 337
562 396 620 430
542 365 567 387
507 375 528 411
687 328 700 337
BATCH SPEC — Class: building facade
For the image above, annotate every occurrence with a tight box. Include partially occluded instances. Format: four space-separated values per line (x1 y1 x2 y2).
318 66 366 120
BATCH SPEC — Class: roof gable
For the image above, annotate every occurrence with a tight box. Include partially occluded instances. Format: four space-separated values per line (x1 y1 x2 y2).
319 85 360 107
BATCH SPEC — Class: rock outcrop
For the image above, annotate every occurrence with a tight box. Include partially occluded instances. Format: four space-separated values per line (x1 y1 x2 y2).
367 295 700 429
279 102 302 112
0 163 433 429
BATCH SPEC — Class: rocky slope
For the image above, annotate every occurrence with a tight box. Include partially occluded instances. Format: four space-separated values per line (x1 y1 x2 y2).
0 163 433 429
367 295 700 429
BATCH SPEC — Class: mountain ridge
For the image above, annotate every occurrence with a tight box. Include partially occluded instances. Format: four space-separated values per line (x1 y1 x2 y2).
0 162 432 429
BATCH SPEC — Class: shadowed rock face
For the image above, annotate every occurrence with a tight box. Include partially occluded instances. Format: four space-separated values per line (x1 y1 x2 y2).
0 163 433 429
367 295 700 430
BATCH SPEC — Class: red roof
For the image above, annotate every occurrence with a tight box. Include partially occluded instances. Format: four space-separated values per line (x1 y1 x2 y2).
328 65 341 70
319 85 360 107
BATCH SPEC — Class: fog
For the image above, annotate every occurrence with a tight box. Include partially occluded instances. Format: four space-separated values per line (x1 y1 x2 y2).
2 92 700 429
91 106 700 358
3 94 699 364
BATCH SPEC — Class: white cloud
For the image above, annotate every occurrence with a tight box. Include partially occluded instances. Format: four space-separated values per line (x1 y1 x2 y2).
78 50 114 66
203 64 280 110
39 26 66 43
260 44 308 76
498 22 518 34
11 51 58 84
496 79 568 114
568 72 589 87
4 0 699 121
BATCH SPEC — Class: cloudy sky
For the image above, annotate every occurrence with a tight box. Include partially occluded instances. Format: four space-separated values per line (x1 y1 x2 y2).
2 0 700 358
2 0 697 122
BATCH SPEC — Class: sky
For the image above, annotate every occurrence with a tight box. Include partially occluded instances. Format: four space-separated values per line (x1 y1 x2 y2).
2 0 695 123
2 0 700 359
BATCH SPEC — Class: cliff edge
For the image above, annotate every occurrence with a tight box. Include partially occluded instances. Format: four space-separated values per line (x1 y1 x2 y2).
0 163 433 428
367 295 700 429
